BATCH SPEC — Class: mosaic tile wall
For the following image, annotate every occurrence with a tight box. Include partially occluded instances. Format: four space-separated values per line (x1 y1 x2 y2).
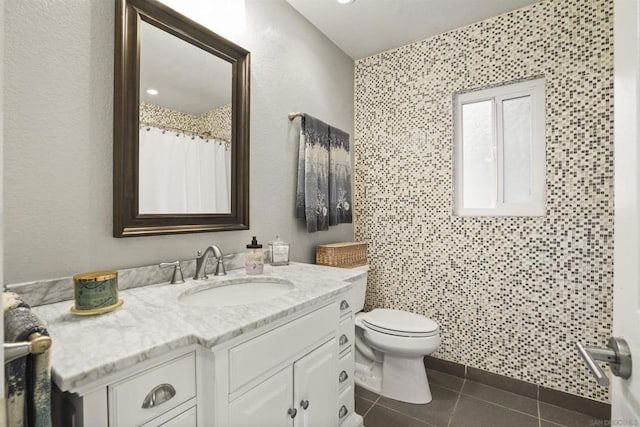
200 103 232 142
139 102 232 141
140 102 200 134
354 0 613 402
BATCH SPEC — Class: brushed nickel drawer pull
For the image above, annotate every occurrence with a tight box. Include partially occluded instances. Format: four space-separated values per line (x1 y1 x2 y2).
338 370 349 383
340 300 350 310
338 404 349 419
339 334 349 346
141 383 176 409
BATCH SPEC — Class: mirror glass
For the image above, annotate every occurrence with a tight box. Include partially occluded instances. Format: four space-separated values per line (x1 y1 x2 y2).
113 0 250 237
138 21 232 214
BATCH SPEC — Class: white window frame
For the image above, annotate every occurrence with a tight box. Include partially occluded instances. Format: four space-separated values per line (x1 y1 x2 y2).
454 78 546 216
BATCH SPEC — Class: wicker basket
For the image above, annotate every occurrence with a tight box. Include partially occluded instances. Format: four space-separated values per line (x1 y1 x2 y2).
316 242 367 268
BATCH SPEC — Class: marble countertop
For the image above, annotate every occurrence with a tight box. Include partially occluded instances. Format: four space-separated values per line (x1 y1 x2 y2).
31 263 367 392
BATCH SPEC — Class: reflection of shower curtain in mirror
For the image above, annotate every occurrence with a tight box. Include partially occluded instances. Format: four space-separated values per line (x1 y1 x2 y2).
138 126 231 214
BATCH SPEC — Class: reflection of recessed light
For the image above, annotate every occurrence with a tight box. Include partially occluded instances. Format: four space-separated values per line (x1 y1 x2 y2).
146 89 159 95
337 0 355 4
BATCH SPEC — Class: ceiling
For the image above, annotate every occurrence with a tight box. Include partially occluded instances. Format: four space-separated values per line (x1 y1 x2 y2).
286 0 541 59
140 21 232 115
141 0 542 113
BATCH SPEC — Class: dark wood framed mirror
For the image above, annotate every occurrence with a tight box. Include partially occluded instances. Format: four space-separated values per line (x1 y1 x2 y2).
114 0 250 237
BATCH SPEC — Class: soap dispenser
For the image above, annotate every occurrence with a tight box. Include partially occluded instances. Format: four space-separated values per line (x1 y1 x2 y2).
245 236 264 275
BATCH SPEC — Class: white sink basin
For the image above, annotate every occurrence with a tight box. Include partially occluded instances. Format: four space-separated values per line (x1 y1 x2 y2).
179 277 295 307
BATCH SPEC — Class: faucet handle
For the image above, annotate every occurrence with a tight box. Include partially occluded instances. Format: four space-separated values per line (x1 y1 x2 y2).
159 261 185 285
214 257 227 276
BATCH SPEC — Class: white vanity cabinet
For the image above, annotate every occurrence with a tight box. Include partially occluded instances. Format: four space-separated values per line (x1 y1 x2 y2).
216 300 347 426
54 349 199 427
108 353 197 427
229 338 338 426
53 348 199 427
337 295 358 426
53 290 361 427
219 293 364 427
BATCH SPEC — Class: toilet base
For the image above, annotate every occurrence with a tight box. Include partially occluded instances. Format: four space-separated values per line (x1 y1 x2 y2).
382 354 432 404
354 355 433 404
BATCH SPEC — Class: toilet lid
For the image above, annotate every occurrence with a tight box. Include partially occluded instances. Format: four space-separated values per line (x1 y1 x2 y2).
362 309 439 337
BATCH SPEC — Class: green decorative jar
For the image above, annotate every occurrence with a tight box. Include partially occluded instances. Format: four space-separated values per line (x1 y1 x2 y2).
72 270 122 315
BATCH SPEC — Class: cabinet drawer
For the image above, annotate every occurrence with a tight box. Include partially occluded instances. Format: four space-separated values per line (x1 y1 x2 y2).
229 303 338 393
109 353 196 427
159 406 197 427
338 349 354 392
338 314 354 354
337 384 354 425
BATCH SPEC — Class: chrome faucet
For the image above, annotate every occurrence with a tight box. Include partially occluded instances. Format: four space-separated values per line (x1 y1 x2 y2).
194 245 227 280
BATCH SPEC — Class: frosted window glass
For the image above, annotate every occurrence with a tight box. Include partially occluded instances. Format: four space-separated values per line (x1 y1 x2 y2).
502 96 532 204
462 101 496 208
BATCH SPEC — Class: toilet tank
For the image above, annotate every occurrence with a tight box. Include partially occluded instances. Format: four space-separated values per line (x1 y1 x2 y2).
348 268 368 313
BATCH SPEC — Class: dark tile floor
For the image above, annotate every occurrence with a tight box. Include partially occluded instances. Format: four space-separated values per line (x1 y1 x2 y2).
355 370 607 427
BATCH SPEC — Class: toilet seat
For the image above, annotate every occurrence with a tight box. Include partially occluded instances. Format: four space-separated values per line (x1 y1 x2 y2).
361 309 439 338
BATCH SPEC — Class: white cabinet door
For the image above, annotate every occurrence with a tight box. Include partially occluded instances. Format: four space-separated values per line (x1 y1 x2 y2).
294 339 339 427
229 367 294 427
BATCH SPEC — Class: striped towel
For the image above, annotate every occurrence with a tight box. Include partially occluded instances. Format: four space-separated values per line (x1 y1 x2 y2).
4 291 52 427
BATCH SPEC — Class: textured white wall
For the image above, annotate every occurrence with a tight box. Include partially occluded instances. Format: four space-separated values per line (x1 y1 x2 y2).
4 0 354 283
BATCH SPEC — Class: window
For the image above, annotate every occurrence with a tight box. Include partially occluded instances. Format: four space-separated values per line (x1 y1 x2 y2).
454 78 546 216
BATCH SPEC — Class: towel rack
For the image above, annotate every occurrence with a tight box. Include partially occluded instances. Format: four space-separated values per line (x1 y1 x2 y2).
288 112 305 120
4 333 52 364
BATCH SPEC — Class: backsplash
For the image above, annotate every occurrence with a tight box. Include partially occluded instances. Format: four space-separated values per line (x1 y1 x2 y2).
7 253 248 308
354 0 613 403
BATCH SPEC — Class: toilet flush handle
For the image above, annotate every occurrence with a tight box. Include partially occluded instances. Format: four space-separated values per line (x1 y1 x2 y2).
575 337 632 386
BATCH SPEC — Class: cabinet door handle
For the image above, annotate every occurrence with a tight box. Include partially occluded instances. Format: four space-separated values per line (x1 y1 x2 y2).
288 408 298 418
339 370 349 383
339 334 349 346
340 300 350 310
338 404 349 419
141 383 176 409
300 399 309 410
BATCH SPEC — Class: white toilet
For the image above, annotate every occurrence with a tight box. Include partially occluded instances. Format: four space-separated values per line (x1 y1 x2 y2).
350 272 441 404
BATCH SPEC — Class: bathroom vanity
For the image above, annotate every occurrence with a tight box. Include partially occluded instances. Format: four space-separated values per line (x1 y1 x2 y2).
30 263 366 427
